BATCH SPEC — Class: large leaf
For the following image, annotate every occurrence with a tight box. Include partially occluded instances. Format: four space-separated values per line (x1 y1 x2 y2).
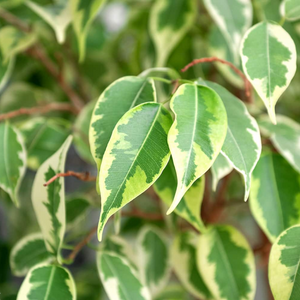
149 0 197 67
269 224 300 300
71 0 106 61
32 136 72 258
250 153 300 243
259 115 300 173
170 232 212 300
167 84 227 214
89 76 156 175
0 122 26 206
10 233 53 277
201 80 261 201
17 263 76 300
154 159 206 232
137 226 170 296
203 0 253 63
97 251 151 300
197 225 256 300
240 21 297 124
26 0 72 43
281 0 300 21
98 103 172 240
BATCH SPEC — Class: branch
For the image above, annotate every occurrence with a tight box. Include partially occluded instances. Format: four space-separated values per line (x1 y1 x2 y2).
0 103 78 122
181 57 252 102
0 8 30 32
43 171 97 186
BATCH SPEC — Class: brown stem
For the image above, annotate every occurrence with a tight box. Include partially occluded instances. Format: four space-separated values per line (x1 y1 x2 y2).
181 57 252 102
43 171 97 186
0 103 78 122
0 8 30 32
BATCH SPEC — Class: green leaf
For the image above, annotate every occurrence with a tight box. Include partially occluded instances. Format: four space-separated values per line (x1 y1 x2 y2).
149 0 197 67
200 80 261 201
269 224 300 300
66 197 90 227
98 103 172 241
240 21 297 124
0 122 26 206
32 136 72 258
0 0 24 8
170 232 212 300
137 226 170 296
10 233 53 277
17 264 76 300
19 117 70 170
250 153 300 243
89 77 156 180
71 0 106 61
139 68 181 80
281 0 300 21
97 251 151 300
0 26 36 63
167 84 227 214
197 225 256 300
258 115 300 173
203 0 253 63
211 153 233 191
154 159 206 232
26 0 72 44
0 51 14 92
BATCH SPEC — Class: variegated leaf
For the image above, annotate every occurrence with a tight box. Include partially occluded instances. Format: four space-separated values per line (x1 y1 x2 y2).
32 136 72 258
211 153 233 191
281 0 300 21
259 115 300 173
170 232 212 300
0 122 26 206
250 153 300 243
66 197 90 228
203 0 253 64
139 68 180 80
98 103 172 240
26 0 72 43
137 226 170 296
97 251 151 300
71 0 106 61
149 0 197 67
167 84 227 214
200 80 261 201
154 159 206 232
17 263 76 300
269 224 300 300
240 21 297 124
89 77 156 180
10 233 53 277
0 26 36 63
197 225 256 300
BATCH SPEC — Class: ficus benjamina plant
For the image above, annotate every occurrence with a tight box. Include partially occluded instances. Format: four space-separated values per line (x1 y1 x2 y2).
0 0 300 299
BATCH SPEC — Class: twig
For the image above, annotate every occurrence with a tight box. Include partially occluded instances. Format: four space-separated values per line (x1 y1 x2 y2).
0 103 78 121
0 8 30 32
43 171 97 186
181 57 252 102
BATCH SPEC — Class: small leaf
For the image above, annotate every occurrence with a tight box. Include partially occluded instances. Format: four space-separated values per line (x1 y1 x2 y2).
17 264 76 300
149 0 197 66
66 197 90 227
32 136 72 258
137 226 170 296
170 232 212 300
200 80 262 201
197 225 256 300
139 68 180 80
71 0 106 61
98 103 172 240
0 122 26 206
269 224 300 300
26 0 72 43
204 0 253 63
167 84 227 214
250 153 300 242
10 233 53 277
281 0 300 21
0 51 14 92
240 21 297 124
97 251 151 300
154 159 206 232
259 114 300 173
